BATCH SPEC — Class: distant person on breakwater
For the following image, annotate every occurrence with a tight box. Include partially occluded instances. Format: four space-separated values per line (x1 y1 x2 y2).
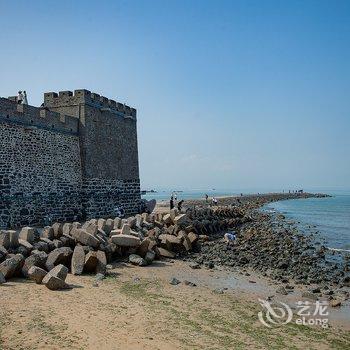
205 194 208 202
17 91 23 104
177 200 184 211
170 196 174 210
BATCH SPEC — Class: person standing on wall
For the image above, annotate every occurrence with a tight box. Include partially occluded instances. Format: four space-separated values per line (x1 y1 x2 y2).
23 91 28 104
17 91 23 104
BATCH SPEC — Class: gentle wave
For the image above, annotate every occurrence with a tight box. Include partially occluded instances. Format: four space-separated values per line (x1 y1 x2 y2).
327 247 350 253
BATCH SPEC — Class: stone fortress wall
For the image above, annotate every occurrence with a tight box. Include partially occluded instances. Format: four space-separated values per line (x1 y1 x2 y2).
0 89 140 228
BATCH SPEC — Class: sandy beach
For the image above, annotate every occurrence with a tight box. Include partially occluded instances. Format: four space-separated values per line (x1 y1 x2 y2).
1 259 349 350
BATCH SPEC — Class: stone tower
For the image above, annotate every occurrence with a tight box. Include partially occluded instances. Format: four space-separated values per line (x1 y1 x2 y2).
0 89 140 228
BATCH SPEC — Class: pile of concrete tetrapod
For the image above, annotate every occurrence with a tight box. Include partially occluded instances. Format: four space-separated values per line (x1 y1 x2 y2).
0 206 244 290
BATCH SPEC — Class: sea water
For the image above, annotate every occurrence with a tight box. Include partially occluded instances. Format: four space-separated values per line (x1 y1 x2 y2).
264 193 350 251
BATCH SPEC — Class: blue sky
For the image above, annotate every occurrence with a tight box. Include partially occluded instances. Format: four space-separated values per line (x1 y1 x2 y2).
0 0 349 191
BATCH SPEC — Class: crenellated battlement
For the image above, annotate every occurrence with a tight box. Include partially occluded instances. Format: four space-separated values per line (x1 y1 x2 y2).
0 87 140 228
0 97 78 134
44 89 137 118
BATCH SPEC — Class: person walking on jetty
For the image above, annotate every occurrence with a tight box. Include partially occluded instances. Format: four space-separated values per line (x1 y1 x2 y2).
205 194 208 203
17 91 24 104
177 200 184 211
170 196 174 210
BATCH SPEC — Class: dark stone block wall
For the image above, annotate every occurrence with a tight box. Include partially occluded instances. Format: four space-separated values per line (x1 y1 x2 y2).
82 179 140 218
44 89 141 221
0 120 83 228
0 90 141 229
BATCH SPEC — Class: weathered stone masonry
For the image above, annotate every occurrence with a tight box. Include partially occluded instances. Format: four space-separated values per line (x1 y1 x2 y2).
0 90 140 228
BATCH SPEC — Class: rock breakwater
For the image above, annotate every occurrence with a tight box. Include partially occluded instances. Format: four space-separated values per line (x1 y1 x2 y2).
1 192 348 304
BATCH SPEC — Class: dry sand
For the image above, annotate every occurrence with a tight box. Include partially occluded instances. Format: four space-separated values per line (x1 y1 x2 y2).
1 260 349 350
